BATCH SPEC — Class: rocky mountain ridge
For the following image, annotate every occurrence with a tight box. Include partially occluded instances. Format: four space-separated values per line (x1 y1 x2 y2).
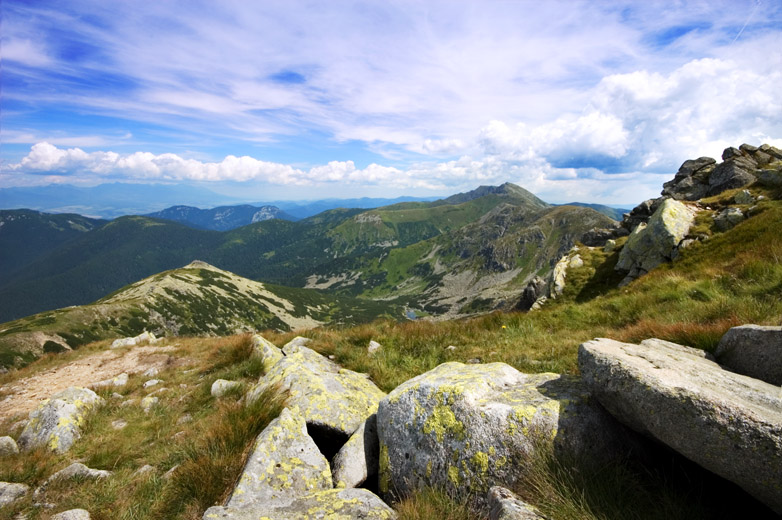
145 204 299 231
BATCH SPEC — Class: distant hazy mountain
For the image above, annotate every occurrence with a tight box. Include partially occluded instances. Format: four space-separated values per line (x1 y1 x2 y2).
145 204 298 230
265 196 440 219
0 183 242 219
558 202 629 221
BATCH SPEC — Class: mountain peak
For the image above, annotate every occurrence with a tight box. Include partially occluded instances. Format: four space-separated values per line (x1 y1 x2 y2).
438 182 549 208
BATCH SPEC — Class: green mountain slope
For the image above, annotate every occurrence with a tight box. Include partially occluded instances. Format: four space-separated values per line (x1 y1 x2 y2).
0 209 106 285
0 261 397 367
0 184 553 321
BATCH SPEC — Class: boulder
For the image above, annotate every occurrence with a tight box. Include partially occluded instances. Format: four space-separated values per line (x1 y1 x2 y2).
17 387 103 453
488 486 545 520
734 190 755 205
52 509 91 520
713 207 744 231
516 276 547 311
0 482 28 507
376 362 632 507
759 143 782 161
715 325 782 385
140 396 159 413
757 169 782 188
40 462 111 494
203 488 396 519
214 407 332 510
0 436 19 456
252 334 283 372
661 157 716 201
708 156 757 196
578 338 782 513
247 344 385 438
90 372 128 389
368 341 382 355
211 379 241 398
332 414 379 489
620 197 665 232
143 379 162 388
615 198 697 284
110 331 157 349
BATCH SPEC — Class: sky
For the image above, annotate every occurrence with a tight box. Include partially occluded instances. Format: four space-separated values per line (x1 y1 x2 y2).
2 0 782 205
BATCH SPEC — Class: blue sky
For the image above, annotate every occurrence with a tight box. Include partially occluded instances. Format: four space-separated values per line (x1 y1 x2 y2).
2 0 781 204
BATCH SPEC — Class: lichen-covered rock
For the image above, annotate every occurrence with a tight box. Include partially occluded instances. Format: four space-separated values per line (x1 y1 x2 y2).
708 155 757 195
222 407 331 510
110 331 156 349
757 168 782 187
368 340 382 355
0 436 19 456
90 372 128 389
376 362 630 507
140 396 159 413
715 324 782 385
211 379 241 398
488 486 545 520
615 198 697 284
0 482 28 507
45 463 111 484
203 488 396 519
332 414 379 489
252 334 283 372
51 509 91 520
17 387 103 453
247 344 385 437
579 338 782 513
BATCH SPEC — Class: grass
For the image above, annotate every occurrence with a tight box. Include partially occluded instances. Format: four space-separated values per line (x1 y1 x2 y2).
0 334 284 520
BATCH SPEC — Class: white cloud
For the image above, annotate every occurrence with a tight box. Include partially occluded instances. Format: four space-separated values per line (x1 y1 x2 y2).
0 38 52 67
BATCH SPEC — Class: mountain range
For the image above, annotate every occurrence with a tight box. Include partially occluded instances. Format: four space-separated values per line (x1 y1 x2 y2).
0 183 615 325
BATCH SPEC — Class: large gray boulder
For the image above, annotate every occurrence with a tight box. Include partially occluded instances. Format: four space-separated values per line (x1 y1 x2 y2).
376 362 631 507
247 343 385 437
708 155 757 195
17 387 103 453
715 325 782 385
616 198 697 284
204 488 396 519
579 338 782 513
332 414 379 489
220 407 331 510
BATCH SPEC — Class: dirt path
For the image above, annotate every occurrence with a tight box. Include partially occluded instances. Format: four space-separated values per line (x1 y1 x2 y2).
0 345 179 421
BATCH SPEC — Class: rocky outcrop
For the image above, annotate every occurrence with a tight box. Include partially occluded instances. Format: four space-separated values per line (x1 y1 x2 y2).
247 339 385 438
620 197 666 233
662 144 782 201
488 486 545 520
615 199 697 284
203 407 395 519
332 413 379 489
715 325 782 385
578 338 782 513
17 387 103 453
376 362 632 508
516 276 547 311
713 207 745 231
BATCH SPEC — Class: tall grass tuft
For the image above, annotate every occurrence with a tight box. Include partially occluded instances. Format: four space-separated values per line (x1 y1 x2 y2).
153 386 284 518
